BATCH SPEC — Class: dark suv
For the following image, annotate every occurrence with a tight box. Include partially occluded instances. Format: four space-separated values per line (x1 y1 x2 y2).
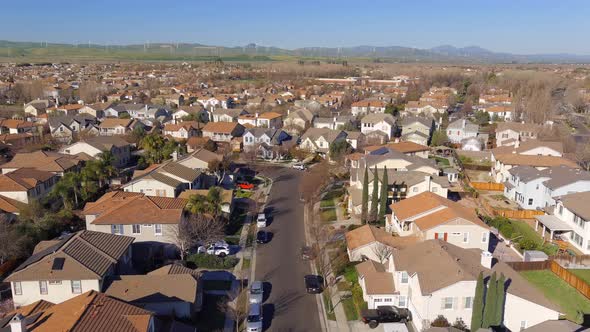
361 305 412 328
304 275 324 294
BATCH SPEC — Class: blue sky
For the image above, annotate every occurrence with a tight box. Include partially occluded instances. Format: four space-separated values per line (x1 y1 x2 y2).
2 0 589 54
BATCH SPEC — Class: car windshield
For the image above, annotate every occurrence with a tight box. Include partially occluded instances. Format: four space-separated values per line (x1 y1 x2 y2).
248 314 261 322
251 287 262 294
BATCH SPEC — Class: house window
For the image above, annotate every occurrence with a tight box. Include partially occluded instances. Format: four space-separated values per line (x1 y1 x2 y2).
383 298 392 302
13 282 22 295
432 187 438 193
520 321 527 331
463 232 469 243
132 224 141 234
71 280 82 294
398 295 407 307
374 298 383 303
111 224 124 235
39 281 48 295
155 224 163 235
401 272 408 284
528 198 533 206
464 296 473 309
442 297 453 309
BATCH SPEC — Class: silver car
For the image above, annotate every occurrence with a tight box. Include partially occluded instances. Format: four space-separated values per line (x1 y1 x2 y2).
247 303 263 332
249 281 264 304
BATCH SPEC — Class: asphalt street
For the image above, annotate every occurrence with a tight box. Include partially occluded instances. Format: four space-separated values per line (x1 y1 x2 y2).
254 167 323 332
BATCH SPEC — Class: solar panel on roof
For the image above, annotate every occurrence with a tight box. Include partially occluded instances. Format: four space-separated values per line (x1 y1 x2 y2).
51 257 65 270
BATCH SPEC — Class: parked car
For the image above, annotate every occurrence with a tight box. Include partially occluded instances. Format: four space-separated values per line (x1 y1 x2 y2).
256 213 267 228
256 231 270 244
301 245 316 260
361 305 412 328
249 281 264 304
197 244 230 257
304 275 324 294
292 163 306 170
237 182 255 190
247 303 263 332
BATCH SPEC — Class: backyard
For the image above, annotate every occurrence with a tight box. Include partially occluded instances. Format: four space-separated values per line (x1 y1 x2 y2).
521 270 590 323
485 216 558 255
570 269 590 285
319 187 345 222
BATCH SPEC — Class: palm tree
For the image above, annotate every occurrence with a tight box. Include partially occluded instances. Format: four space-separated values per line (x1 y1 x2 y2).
61 172 82 207
185 194 211 215
98 151 118 185
49 179 73 210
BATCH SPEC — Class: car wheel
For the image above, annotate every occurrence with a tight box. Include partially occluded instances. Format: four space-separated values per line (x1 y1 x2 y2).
401 318 407 324
218 252 227 258
368 320 378 329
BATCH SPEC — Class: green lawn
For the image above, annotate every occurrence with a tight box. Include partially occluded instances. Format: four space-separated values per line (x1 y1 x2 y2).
570 269 590 285
320 208 337 222
431 156 450 167
242 258 251 270
320 198 335 208
520 270 590 323
235 189 253 199
342 296 359 321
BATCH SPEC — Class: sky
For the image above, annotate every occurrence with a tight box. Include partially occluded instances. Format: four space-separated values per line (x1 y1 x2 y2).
2 0 589 54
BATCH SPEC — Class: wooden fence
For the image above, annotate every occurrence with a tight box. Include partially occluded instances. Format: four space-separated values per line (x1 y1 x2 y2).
506 260 590 300
480 200 544 220
470 182 505 191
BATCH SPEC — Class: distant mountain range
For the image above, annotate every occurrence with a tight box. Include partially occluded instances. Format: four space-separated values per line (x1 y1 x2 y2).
1 40 589 64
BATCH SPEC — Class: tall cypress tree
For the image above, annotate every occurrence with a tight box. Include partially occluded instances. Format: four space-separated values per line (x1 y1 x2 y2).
378 166 388 223
471 271 485 331
370 166 379 223
495 273 506 327
361 167 369 224
482 272 498 328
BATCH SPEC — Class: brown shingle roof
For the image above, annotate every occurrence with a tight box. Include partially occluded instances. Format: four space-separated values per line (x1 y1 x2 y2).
495 154 579 168
202 121 240 134
105 274 199 304
355 260 396 295
99 118 133 129
0 168 55 191
1 151 83 173
346 225 418 251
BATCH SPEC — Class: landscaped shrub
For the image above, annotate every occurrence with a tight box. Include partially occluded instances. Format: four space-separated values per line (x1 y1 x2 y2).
186 254 239 269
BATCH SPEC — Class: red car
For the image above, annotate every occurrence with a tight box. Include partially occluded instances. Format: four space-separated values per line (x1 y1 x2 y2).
237 182 254 190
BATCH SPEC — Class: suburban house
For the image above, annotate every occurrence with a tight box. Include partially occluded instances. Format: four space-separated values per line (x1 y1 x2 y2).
59 136 131 168
1 151 84 176
48 114 98 143
352 150 439 175
480 104 514 121
123 161 202 198
23 100 50 117
446 119 479 144
299 128 347 155
345 131 365 150
5 230 134 306
355 240 560 331
381 141 430 159
535 191 590 253
237 112 283 129
0 168 58 204
492 140 563 159
348 169 449 215
98 118 143 136
105 265 202 319
0 290 184 332
345 224 418 262
386 192 490 250
491 153 578 183
284 108 315 133
171 105 208 123
361 113 397 142
211 108 248 122
178 148 223 171
82 191 187 251
242 128 293 159
503 165 590 210
403 101 447 117
0 119 38 135
162 121 202 141
313 116 354 130
400 117 435 145
495 122 544 147
351 100 387 116
78 102 111 118
202 121 245 143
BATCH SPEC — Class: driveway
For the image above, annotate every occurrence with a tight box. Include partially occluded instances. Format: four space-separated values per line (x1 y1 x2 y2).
254 167 323 331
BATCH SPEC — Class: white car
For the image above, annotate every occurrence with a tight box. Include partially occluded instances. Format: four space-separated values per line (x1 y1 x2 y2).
256 213 267 228
198 244 230 257
292 163 306 170
249 281 264 304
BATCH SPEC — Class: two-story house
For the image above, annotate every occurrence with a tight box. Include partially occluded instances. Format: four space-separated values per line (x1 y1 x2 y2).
400 117 435 146
98 118 144 136
495 122 544 147
83 191 187 253
202 121 245 143
299 128 347 155
361 113 397 142
447 119 479 144
237 112 283 129
123 161 202 198
387 192 490 250
351 100 387 116
284 108 315 134
59 136 132 169
1 151 84 176
313 116 354 130
355 240 560 331
0 168 58 204
211 108 248 122
162 121 201 141
242 128 293 159
5 230 134 306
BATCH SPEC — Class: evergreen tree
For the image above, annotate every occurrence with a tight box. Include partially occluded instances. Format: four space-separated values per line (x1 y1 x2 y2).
470 272 485 331
378 166 388 223
370 166 379 223
495 273 506 327
482 272 498 328
361 167 369 224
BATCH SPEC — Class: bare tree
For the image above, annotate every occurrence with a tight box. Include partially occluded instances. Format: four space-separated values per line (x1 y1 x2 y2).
169 214 225 260
372 242 394 264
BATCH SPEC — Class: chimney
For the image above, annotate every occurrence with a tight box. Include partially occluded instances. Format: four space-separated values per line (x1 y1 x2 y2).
481 251 493 269
9 314 26 332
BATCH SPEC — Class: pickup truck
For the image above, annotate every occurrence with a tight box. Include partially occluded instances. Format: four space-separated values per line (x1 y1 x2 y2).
361 305 412 329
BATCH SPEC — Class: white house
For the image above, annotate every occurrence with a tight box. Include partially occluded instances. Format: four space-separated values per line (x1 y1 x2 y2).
59 136 131 168
361 113 397 141
299 128 347 155
446 119 478 144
